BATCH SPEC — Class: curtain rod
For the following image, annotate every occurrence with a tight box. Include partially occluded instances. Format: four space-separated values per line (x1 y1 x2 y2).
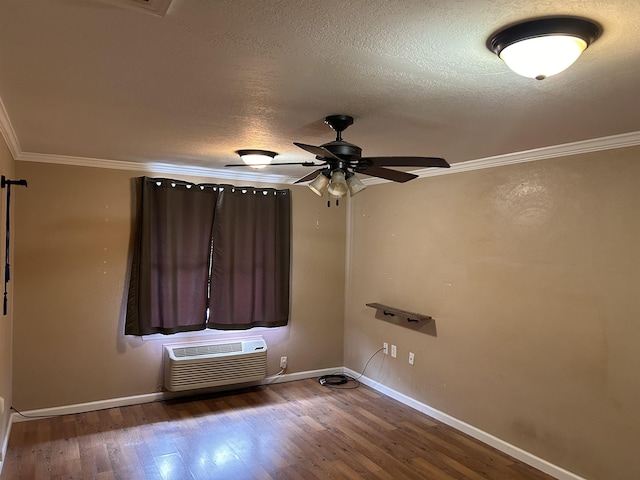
144 177 290 194
2 175 28 316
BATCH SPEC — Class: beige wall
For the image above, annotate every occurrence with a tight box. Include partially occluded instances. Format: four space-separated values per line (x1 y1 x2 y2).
0 137 14 454
344 145 640 480
13 162 345 410
11 147 640 479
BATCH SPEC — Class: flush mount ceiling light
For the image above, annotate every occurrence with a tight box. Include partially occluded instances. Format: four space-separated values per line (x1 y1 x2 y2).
235 149 278 169
488 17 601 80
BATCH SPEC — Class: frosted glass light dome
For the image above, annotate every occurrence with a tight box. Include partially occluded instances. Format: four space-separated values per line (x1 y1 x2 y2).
500 35 588 80
235 149 277 169
309 172 330 196
346 173 367 196
327 170 348 198
489 18 601 81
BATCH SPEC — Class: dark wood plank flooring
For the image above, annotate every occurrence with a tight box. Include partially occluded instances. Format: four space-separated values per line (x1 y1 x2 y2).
1 379 554 479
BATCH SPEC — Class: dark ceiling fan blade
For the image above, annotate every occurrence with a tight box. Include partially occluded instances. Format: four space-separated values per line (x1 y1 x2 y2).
224 161 322 167
360 156 450 168
293 142 343 161
294 169 326 184
357 166 418 183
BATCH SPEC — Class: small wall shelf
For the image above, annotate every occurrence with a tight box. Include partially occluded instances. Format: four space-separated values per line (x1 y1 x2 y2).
366 303 432 324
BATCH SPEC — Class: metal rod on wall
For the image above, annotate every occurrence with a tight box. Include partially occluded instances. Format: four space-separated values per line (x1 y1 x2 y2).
2 176 28 316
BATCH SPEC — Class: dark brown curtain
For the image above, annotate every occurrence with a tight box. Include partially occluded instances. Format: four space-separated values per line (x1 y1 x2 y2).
125 178 218 335
125 178 291 335
208 187 291 329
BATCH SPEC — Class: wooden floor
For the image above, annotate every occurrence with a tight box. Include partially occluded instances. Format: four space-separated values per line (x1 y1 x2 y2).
1 379 554 480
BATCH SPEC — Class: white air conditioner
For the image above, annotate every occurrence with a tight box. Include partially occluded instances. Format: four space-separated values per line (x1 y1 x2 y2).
163 337 267 392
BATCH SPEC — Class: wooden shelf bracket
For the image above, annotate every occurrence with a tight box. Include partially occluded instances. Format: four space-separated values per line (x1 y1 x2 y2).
366 303 432 324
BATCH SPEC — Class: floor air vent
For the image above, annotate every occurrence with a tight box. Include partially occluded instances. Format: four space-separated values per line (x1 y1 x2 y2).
164 337 267 392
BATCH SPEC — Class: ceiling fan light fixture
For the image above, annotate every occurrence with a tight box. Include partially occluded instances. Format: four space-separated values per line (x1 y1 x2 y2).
235 149 277 169
346 173 367 196
327 170 348 198
488 17 601 80
308 171 330 196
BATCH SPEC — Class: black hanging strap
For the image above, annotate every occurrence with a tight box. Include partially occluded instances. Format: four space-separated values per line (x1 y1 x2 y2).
2 176 27 315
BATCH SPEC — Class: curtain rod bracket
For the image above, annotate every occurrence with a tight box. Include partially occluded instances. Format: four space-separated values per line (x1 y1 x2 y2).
1 176 28 189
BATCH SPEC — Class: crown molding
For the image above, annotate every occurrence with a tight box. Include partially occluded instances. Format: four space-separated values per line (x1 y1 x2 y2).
15 151 297 185
0 97 21 159
424 130 640 177
363 130 640 185
4 96 639 186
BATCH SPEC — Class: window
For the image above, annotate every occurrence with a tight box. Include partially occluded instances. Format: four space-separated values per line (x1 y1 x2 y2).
125 177 291 335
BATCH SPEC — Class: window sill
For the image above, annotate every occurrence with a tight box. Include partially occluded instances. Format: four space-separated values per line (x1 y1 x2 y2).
140 326 274 341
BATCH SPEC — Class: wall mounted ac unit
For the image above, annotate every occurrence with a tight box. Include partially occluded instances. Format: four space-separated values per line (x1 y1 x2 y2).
163 337 267 392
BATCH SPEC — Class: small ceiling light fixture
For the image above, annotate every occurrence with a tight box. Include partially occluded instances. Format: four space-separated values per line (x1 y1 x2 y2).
327 170 349 198
309 171 331 196
307 169 367 199
235 149 278 169
488 17 601 80
346 172 367 196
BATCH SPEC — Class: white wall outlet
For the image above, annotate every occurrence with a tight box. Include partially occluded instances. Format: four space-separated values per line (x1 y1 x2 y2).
409 352 415 365
383 342 388 354
391 345 397 358
280 356 287 369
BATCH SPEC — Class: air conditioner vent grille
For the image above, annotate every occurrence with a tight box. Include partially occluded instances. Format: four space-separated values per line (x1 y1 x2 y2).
171 342 242 358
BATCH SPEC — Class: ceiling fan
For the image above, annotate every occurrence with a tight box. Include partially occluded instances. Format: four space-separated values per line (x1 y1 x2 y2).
226 114 450 198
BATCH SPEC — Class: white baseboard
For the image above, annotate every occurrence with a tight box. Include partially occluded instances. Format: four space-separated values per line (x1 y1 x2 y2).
11 392 166 422
263 366 342 384
344 368 585 480
0 414 12 467
10 366 340 422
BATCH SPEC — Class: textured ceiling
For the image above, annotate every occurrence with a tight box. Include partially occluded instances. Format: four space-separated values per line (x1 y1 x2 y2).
0 0 639 183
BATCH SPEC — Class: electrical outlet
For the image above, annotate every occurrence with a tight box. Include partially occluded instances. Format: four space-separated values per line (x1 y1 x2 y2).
383 342 388 354
391 345 397 358
409 352 415 365
280 356 287 369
